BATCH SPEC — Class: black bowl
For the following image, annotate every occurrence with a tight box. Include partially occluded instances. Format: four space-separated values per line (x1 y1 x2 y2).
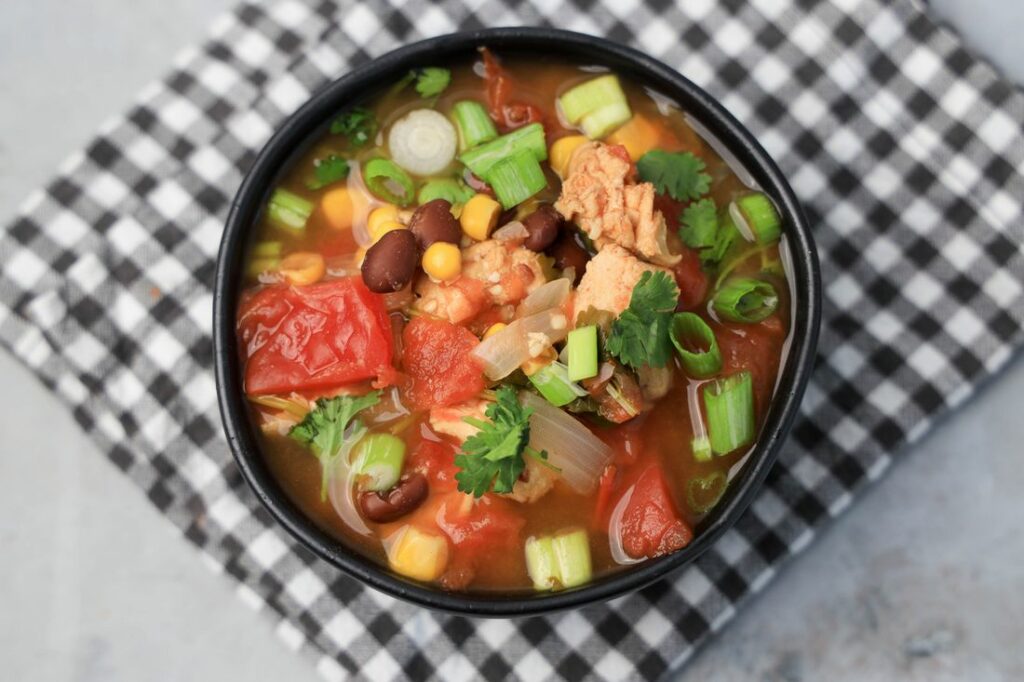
214 27 821 617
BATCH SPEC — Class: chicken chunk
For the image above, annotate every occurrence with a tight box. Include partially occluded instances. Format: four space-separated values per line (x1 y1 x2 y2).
573 244 672 321
555 142 680 266
413 276 488 325
462 239 546 305
507 458 557 504
428 398 490 443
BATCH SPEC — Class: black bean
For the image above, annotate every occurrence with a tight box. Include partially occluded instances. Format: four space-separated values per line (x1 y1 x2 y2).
358 473 428 523
361 229 418 293
546 227 590 284
522 204 562 251
408 199 461 248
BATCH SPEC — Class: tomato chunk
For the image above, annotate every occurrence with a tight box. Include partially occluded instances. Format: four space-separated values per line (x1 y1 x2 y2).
237 276 393 396
618 465 692 559
402 316 486 409
436 493 525 551
407 432 459 493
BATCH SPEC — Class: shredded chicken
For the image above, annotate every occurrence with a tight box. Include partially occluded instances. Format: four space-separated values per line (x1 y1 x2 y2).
555 141 680 266
461 239 546 305
507 458 557 504
413 276 487 324
573 244 672 321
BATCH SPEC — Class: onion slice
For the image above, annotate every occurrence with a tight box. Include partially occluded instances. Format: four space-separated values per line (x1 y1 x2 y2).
471 308 570 380
388 109 457 176
520 392 613 494
516 277 572 318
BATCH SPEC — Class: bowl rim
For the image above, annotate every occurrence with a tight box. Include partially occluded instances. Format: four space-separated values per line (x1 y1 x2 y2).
213 26 821 617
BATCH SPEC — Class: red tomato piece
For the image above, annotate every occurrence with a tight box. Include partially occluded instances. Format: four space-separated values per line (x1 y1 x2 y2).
402 316 486 410
407 432 459 493
481 47 547 132
716 321 784 416
436 493 525 551
671 247 709 311
618 465 692 559
237 277 393 396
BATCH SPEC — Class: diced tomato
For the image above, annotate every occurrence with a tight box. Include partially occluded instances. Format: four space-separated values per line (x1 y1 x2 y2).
237 277 393 396
436 493 525 551
671 247 709 310
716 321 783 417
617 465 692 559
407 431 459 492
402 316 486 410
481 47 547 132
592 464 618 531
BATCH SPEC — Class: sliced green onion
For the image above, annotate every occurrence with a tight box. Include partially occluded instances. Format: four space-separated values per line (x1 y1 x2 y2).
526 528 592 591
704 371 755 455
670 313 722 378
484 149 548 209
252 241 283 258
459 122 547 178
691 435 713 463
559 75 627 124
567 325 599 382
581 101 632 139
247 257 279 278
687 471 727 514
417 178 474 206
354 433 406 492
712 277 778 323
363 158 416 207
452 100 498 150
267 188 313 231
528 361 587 407
734 192 781 245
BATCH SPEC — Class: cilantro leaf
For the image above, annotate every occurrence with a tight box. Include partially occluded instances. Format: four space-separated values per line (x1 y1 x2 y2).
702 211 740 269
306 154 350 190
289 391 381 500
637 150 711 201
413 67 451 98
605 271 680 369
454 387 547 498
330 107 378 147
680 197 718 250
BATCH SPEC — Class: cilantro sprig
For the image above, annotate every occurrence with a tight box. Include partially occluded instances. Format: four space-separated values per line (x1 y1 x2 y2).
413 67 451 98
680 197 718 250
330 107 378 147
289 391 381 500
454 387 549 498
605 271 680 369
306 154 350 190
637 150 711 201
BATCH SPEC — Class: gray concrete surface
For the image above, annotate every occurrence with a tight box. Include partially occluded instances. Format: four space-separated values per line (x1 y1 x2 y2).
1 1 1021 681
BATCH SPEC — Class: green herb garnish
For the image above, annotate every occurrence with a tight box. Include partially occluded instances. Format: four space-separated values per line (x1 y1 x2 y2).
454 387 549 498
637 150 711 201
413 67 451 98
305 154 350 190
605 271 680 369
330 107 378 147
680 197 718 250
289 391 381 500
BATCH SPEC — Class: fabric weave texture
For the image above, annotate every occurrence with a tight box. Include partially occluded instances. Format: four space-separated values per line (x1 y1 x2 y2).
1 0 1022 679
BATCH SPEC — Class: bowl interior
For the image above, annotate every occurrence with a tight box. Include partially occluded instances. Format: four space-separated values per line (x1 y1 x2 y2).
213 28 821 617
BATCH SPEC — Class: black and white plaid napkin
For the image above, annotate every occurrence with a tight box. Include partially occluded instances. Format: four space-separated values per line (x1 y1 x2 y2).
2 0 1022 679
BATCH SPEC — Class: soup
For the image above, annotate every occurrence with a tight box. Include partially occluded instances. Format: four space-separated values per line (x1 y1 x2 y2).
236 49 791 593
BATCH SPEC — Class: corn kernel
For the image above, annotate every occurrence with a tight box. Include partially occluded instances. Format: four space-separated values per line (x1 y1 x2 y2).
279 251 326 286
459 193 502 241
521 345 557 376
387 526 449 582
483 322 507 340
370 219 406 243
368 204 401 235
321 187 368 230
422 242 462 281
549 135 589 178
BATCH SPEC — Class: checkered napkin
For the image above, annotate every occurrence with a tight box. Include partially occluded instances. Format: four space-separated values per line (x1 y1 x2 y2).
2 0 1022 679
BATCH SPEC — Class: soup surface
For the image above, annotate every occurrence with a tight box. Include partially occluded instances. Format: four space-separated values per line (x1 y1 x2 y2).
236 49 791 593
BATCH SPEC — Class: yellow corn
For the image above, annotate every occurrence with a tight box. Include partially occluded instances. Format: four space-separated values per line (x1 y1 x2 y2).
607 114 660 161
367 204 401 235
459 193 501 241
549 135 588 178
321 187 366 231
370 219 406 243
521 346 558 377
422 242 461 281
387 526 449 582
279 252 326 286
483 322 507 340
